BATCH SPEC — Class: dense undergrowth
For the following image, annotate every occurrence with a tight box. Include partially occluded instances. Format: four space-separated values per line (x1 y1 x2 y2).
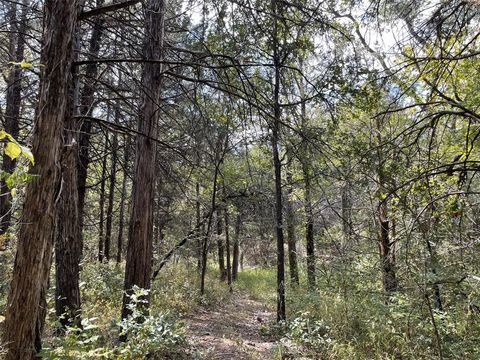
238 267 480 360
2 261 229 359
2 262 479 359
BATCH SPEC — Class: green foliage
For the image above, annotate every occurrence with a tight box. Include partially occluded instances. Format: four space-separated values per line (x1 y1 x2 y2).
41 289 186 359
235 267 276 303
117 286 186 359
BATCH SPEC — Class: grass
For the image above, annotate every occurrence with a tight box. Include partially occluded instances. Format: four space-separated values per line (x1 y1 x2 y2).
235 267 276 304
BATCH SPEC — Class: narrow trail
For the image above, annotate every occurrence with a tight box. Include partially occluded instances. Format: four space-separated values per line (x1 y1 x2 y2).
185 292 278 359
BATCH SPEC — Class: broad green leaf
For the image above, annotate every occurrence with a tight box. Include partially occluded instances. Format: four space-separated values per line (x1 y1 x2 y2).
5 142 21 160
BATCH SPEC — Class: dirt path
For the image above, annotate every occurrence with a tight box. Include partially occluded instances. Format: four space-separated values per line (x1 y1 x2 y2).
185 292 278 359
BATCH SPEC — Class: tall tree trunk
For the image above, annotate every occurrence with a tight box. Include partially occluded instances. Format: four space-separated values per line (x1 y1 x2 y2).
98 135 108 262
121 0 165 322
77 0 105 234
55 133 82 329
116 136 130 263
303 162 316 289
200 164 220 295
217 207 227 281
0 0 28 236
105 133 118 261
232 212 241 281
224 201 232 292
271 0 286 322
2 1 81 358
298 57 316 290
54 45 82 330
378 201 397 293
376 117 397 294
286 162 299 286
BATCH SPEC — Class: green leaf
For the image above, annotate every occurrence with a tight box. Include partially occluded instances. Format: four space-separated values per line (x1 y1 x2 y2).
5 142 21 160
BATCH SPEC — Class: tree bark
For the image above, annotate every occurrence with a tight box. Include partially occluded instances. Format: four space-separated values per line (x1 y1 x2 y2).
303 161 316 289
2 1 81 358
121 0 165 322
224 201 232 292
55 136 82 329
98 135 108 262
105 133 118 261
378 201 398 293
0 0 28 236
271 0 286 322
200 164 220 295
376 117 397 294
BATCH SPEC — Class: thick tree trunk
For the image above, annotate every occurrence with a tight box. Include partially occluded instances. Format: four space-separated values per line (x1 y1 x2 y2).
98 136 108 262
105 134 118 261
121 0 165 322
232 212 241 281
116 136 130 263
54 25 84 331
217 208 227 281
286 165 299 286
55 136 82 329
2 1 81 358
0 0 27 236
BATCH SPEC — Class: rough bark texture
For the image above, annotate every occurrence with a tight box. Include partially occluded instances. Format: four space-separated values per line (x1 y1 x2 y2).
54 25 83 331
55 138 82 329
121 0 165 321
0 1 27 236
105 133 118 261
2 1 81 358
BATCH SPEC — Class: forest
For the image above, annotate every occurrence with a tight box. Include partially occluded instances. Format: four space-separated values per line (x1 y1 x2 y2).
0 0 479 359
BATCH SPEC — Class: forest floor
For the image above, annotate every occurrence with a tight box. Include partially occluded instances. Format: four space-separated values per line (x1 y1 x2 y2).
184 291 278 359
